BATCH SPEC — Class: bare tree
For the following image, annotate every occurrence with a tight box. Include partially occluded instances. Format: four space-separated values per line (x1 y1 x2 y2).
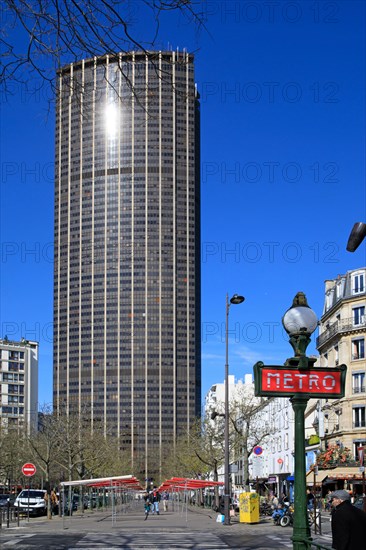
229 390 272 492
1 0 204 95
0 426 28 491
27 404 63 518
162 415 225 509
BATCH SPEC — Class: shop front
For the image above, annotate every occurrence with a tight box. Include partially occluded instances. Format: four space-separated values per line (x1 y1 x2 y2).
322 467 365 496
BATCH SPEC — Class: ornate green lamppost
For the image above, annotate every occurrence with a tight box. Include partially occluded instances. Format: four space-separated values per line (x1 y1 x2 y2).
282 293 318 550
254 292 346 550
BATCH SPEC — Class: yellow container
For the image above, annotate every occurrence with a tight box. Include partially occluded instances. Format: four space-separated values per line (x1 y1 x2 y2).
239 492 259 524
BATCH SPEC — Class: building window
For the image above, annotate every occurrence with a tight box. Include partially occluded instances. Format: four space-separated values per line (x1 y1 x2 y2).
353 273 365 295
354 440 366 461
353 406 366 428
352 338 365 360
352 373 365 394
353 306 365 326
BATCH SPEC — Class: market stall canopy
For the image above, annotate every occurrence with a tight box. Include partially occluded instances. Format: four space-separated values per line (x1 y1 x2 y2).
158 477 224 492
60 475 143 491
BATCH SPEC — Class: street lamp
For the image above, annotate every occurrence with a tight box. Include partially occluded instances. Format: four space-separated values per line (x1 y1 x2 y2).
224 293 245 526
346 222 366 252
282 292 318 550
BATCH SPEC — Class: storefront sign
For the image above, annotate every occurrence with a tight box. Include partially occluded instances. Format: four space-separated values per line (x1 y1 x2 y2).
254 363 346 398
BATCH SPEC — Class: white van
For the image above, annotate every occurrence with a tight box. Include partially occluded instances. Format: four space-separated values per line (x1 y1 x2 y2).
14 489 47 516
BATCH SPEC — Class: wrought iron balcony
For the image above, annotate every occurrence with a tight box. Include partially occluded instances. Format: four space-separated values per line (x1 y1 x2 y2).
317 316 366 348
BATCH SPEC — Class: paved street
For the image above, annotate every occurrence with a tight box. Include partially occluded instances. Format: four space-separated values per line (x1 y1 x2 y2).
0 502 334 549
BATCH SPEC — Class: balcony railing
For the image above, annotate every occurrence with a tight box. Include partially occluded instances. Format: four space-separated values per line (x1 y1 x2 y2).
317 316 366 348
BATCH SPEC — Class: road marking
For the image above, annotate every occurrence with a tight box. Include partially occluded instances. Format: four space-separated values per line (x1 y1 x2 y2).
70 531 229 548
2 534 35 547
267 534 292 547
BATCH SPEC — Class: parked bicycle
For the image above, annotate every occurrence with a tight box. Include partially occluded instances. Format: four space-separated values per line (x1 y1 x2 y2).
259 502 273 516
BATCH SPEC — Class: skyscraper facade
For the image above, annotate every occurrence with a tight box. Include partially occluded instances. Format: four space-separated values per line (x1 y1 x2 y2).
53 51 201 478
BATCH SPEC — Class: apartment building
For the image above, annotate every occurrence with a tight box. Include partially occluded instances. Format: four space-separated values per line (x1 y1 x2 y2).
0 338 38 433
316 268 366 457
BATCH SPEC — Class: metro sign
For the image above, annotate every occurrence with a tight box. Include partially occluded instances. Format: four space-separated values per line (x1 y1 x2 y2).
254 363 347 399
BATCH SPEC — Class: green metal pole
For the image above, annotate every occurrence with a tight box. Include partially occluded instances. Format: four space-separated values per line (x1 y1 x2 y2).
291 396 311 550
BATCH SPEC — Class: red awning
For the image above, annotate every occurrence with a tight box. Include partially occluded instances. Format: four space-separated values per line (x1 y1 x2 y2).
158 477 223 492
60 475 144 491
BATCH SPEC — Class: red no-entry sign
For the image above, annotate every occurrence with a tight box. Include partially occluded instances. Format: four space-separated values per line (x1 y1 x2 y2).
22 463 36 477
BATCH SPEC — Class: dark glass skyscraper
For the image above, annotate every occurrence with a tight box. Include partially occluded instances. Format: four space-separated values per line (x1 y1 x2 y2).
53 51 201 479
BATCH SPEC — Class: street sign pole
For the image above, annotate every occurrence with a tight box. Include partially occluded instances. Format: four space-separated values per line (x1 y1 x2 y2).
21 463 36 523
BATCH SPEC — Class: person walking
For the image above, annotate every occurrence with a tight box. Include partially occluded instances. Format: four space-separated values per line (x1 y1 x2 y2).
152 488 161 515
162 491 169 512
306 488 315 510
330 489 366 549
143 492 151 521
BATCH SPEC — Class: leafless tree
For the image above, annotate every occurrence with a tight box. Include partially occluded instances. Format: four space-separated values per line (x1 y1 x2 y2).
0 426 28 491
1 0 205 96
227 389 272 492
162 415 225 509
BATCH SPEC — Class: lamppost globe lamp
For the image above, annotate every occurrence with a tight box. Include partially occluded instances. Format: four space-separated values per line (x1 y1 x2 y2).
282 302 318 335
282 292 318 369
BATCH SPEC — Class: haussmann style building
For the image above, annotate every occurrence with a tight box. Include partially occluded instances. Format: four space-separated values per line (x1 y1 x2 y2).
316 268 366 490
53 50 201 481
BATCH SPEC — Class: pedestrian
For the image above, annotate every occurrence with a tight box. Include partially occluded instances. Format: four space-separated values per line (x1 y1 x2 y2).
325 489 332 513
330 489 366 549
143 491 151 520
306 488 315 510
271 493 279 509
50 489 59 515
162 490 169 512
152 488 161 515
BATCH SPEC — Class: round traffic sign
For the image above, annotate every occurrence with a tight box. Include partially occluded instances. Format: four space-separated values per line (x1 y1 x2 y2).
277 458 283 465
22 463 36 477
253 446 263 456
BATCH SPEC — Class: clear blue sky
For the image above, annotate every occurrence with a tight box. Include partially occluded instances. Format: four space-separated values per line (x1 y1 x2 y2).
1 1 365 406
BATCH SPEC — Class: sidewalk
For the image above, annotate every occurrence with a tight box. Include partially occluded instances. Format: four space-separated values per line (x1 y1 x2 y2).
5 502 271 535
2 503 333 549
